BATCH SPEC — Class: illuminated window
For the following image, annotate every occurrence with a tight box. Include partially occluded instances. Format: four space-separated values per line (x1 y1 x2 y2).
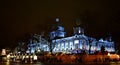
74 40 79 44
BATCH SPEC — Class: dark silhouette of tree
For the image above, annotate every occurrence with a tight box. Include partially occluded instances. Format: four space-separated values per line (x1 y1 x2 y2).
88 39 92 54
88 37 94 54
101 45 105 54
14 42 26 54
48 39 56 53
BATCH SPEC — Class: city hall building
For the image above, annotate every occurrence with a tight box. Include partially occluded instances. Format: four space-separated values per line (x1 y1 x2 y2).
28 18 115 54
49 18 115 54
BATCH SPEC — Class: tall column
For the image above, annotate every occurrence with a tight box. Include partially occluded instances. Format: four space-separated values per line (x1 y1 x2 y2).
73 41 75 50
64 42 65 51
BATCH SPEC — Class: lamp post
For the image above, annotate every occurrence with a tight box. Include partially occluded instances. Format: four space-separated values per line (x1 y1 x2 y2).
1 49 7 62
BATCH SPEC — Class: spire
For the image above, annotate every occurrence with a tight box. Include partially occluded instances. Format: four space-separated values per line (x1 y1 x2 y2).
73 18 84 35
76 18 82 26
106 32 112 42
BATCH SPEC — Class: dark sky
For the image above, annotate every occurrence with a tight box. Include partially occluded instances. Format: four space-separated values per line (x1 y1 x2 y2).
0 0 120 49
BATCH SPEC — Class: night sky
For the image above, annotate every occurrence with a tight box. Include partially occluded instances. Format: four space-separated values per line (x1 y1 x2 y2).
0 0 120 49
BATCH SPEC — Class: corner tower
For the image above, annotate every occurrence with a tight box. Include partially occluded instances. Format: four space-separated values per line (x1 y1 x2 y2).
73 19 84 35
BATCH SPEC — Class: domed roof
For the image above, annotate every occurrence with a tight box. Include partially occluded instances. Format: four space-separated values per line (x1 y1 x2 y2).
51 18 64 31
